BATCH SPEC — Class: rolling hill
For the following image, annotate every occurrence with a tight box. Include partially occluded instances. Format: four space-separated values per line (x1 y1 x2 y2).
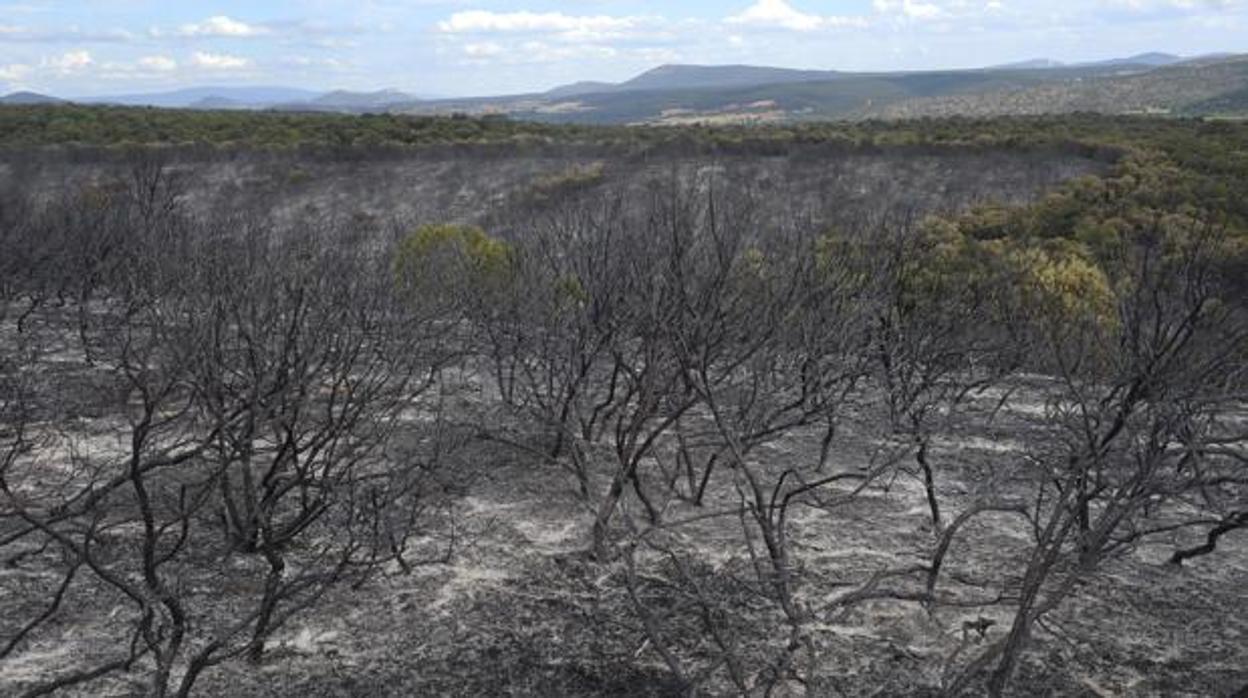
876 55 1248 119
87 86 323 109
416 53 1248 124
0 91 64 106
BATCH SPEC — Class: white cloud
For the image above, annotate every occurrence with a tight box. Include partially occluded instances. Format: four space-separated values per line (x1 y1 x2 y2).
137 55 177 72
0 24 135 43
45 50 92 72
727 0 868 31
190 51 251 70
438 8 666 63
454 38 674 67
174 16 268 38
873 0 946 20
437 10 638 36
281 55 344 69
0 63 32 81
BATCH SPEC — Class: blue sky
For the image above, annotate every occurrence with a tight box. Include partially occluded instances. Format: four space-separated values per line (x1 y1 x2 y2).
1 0 1244 97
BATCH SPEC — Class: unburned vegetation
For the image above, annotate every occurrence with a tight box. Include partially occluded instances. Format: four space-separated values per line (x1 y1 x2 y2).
0 112 1246 697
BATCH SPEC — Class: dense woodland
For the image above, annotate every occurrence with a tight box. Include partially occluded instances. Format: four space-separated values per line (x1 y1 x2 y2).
0 103 1234 155
0 108 1246 696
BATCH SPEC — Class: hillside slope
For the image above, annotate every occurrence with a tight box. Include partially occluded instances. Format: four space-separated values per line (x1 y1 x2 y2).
402 55 1248 124
879 56 1248 119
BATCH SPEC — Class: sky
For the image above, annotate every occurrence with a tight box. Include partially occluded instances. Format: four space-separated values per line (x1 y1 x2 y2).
0 0 1244 98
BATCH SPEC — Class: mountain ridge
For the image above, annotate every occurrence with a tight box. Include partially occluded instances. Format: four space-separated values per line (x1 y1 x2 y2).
7 52 1246 124
84 86 323 109
0 91 64 105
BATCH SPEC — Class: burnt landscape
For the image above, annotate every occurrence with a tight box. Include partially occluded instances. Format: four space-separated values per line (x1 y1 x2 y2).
0 108 1245 697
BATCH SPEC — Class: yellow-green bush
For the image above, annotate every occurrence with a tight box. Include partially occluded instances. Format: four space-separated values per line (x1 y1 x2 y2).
393 224 515 304
553 274 589 311
523 162 606 204
1006 240 1116 334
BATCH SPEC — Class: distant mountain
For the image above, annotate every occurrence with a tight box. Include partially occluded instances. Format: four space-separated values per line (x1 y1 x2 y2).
9 86 434 114
990 54 1187 71
991 59 1066 70
310 89 417 110
545 81 616 98
398 53 1248 125
544 65 843 100
537 55 1204 105
0 91 64 105
621 64 842 92
1083 52 1183 68
87 86 323 109
188 96 248 110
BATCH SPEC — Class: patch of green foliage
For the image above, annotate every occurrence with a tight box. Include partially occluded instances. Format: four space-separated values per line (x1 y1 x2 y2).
0 106 588 149
909 118 1248 343
525 162 606 203
394 224 515 305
